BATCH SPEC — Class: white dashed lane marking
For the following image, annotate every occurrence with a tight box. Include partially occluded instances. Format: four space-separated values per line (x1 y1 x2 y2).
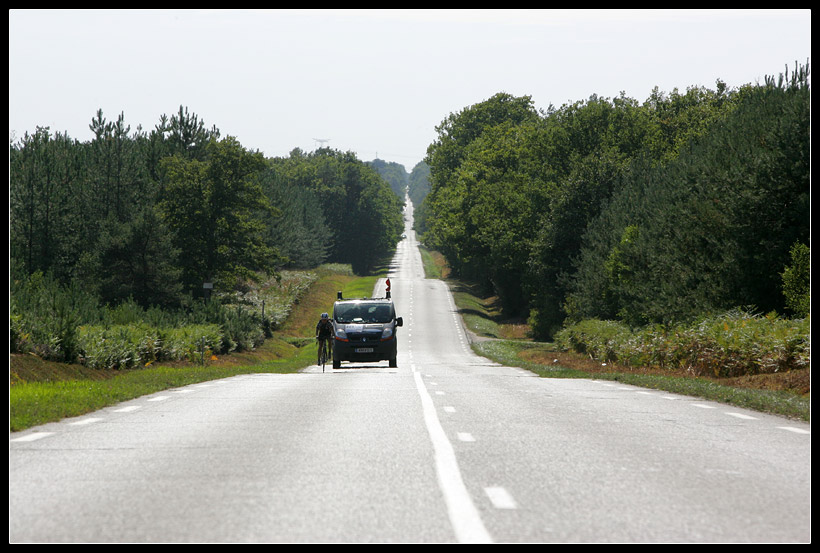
778 426 810 434
726 412 759 420
591 380 808 434
484 487 518 510
147 395 170 402
69 417 103 426
10 432 53 442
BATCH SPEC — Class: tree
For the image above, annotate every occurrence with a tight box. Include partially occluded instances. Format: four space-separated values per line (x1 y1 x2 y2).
424 93 540 280
92 206 183 308
259 166 332 269
368 158 409 198
781 242 810 318
268 148 403 274
9 127 85 281
159 137 282 294
567 63 810 326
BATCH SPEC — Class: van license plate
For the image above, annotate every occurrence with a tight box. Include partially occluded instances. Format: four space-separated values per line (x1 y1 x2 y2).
355 348 374 353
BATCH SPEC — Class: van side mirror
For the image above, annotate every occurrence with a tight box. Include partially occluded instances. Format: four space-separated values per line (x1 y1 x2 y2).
396 317 403 327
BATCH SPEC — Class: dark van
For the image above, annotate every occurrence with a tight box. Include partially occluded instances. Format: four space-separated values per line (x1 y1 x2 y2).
331 292 403 369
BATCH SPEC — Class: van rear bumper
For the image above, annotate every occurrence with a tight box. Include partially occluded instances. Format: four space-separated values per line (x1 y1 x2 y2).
333 336 397 363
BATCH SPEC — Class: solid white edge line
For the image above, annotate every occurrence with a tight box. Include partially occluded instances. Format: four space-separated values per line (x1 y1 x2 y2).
414 370 493 544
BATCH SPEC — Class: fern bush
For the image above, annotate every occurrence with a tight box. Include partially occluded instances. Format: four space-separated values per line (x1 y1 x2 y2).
555 310 810 377
78 324 160 370
10 268 320 370
158 324 224 363
77 324 224 369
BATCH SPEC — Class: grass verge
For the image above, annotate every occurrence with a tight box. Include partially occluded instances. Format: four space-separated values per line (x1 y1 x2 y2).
472 339 810 421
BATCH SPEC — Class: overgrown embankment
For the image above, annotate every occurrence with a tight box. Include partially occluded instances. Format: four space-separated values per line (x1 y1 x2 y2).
9 264 368 431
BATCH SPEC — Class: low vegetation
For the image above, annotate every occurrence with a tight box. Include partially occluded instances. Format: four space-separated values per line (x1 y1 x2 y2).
9 264 366 431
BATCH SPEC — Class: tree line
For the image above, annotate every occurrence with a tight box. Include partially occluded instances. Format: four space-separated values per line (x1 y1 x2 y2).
419 62 810 339
9 107 405 310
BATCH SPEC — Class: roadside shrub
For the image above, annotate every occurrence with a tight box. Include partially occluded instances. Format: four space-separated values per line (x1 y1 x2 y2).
669 310 811 377
781 241 810 318
553 319 633 362
78 324 161 370
10 268 320 370
555 310 810 377
9 271 99 362
220 270 319 332
159 324 224 363
77 323 225 369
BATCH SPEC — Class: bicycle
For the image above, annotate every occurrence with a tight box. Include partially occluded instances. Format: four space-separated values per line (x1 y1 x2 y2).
317 337 330 372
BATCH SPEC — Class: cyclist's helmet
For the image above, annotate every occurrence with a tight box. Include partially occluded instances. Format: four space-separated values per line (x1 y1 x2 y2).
321 313 329 319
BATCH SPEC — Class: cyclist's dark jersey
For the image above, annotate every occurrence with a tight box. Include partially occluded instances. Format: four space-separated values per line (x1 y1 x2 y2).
316 319 333 338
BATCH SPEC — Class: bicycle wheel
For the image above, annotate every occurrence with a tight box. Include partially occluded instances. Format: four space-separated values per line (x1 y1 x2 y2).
321 340 329 369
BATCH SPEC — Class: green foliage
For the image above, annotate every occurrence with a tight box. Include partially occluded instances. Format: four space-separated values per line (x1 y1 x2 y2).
89 206 183 308
77 324 162 370
781 242 810 318
219 270 319 333
159 136 282 293
9 270 294 370
259 168 332 269
9 127 88 281
10 271 101 363
569 64 810 327
555 310 810 378
367 158 409 198
553 319 634 363
407 161 431 208
421 64 809 340
527 87 740 335
267 148 404 274
423 92 540 281
158 325 225 362
9 106 300 309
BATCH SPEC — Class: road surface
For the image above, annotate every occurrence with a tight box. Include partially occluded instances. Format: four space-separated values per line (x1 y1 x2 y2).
9 201 811 543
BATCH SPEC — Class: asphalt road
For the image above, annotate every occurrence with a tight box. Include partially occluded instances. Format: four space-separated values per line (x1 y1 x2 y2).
9 202 811 543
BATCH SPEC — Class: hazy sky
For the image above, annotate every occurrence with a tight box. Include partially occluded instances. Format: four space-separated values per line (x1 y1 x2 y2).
9 9 811 171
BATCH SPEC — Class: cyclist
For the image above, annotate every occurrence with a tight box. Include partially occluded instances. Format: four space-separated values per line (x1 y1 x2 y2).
315 312 334 364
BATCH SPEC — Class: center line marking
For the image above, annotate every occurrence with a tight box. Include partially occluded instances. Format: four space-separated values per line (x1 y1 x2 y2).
414 371 492 543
